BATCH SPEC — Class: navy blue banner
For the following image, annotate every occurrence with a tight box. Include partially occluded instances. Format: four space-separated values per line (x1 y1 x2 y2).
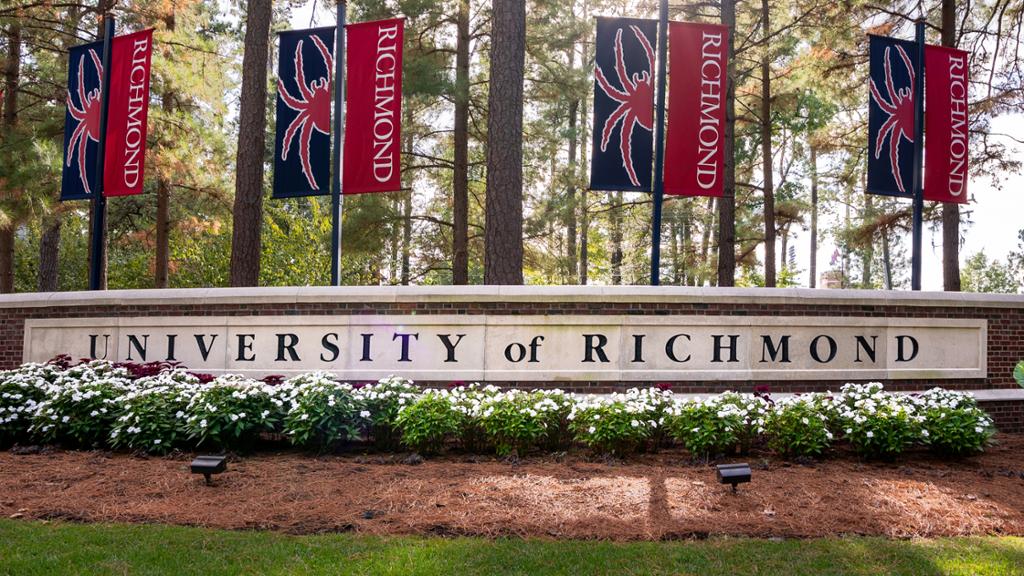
589 17 657 192
867 35 919 198
60 40 104 201
273 27 335 199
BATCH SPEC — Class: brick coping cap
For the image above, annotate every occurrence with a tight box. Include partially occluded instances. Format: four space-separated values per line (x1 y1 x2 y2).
2 286 1024 309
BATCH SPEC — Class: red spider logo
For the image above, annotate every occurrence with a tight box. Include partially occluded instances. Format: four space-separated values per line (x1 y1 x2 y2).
595 25 654 188
278 35 333 190
870 45 915 194
66 49 103 196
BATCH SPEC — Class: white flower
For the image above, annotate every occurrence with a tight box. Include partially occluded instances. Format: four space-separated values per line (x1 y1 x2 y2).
588 426 596 434
90 410 99 417
62 415 70 423
153 439 162 445
975 426 984 434
360 410 371 418
200 419 208 428
921 429 930 437
230 414 239 422
300 413 309 421
866 431 874 438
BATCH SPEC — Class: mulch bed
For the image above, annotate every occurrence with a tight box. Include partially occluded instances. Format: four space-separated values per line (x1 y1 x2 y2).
3 436 1024 541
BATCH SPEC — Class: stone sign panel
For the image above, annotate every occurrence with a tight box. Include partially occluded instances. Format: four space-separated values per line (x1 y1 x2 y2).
22 315 987 381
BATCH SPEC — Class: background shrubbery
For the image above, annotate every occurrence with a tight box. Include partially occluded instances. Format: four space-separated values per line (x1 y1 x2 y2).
0 360 998 460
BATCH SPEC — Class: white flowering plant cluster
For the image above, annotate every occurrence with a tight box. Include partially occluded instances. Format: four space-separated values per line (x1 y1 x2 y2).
275 372 361 451
764 397 833 457
0 360 1000 459
828 383 995 459
185 375 280 450
0 363 59 445
913 387 996 456
29 361 132 447
110 370 201 454
352 376 420 449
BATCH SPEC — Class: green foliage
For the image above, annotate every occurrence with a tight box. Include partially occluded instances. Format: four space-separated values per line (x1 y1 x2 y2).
666 400 743 458
185 376 279 451
832 383 920 460
569 397 653 456
960 252 1022 294
1015 361 1024 388
0 363 59 446
110 371 200 455
477 391 548 456
277 373 360 451
915 388 995 457
395 390 463 454
29 362 131 447
353 376 421 449
764 397 833 458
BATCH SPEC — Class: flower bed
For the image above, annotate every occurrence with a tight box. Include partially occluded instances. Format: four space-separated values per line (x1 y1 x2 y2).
0 359 997 459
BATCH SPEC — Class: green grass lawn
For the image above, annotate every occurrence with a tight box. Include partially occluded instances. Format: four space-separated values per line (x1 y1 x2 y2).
1 519 1022 576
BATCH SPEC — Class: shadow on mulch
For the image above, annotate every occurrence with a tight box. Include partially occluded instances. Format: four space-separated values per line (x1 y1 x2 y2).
2 435 1023 541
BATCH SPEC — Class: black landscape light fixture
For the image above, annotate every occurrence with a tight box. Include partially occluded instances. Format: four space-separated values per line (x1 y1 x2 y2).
190 455 227 485
716 463 751 493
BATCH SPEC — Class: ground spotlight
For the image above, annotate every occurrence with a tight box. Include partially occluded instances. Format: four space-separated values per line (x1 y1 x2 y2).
190 455 227 485
716 463 751 493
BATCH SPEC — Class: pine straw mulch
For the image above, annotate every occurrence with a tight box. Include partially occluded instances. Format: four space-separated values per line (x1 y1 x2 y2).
2 435 1024 541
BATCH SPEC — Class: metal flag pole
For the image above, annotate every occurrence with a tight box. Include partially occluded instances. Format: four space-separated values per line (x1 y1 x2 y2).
910 19 925 291
649 0 669 286
330 1 347 286
89 15 115 291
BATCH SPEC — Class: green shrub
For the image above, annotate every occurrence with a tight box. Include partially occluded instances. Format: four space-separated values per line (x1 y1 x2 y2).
277 372 360 451
764 396 833 458
666 398 743 458
570 395 653 456
834 383 919 459
30 361 131 447
395 390 463 454
448 384 500 452
185 376 279 450
914 388 995 456
0 363 60 446
478 390 548 456
353 376 420 449
530 389 577 450
710 391 771 452
111 371 199 454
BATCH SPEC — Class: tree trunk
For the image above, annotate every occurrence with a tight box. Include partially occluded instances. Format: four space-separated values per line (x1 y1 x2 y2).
760 0 776 287
1 23 21 293
155 178 170 288
670 204 680 284
578 82 590 285
611 192 623 285
483 0 526 285
862 194 874 288
881 230 893 290
155 10 176 289
452 0 470 285
38 217 61 292
809 144 818 288
229 0 272 287
401 191 412 285
566 96 579 283
717 0 736 287
941 0 961 291
700 197 714 286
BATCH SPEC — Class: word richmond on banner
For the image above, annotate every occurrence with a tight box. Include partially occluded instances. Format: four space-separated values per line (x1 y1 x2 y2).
924 44 970 204
60 30 154 201
664 21 728 198
343 18 405 195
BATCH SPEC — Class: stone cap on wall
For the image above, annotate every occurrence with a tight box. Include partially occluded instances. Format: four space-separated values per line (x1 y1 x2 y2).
1 286 1024 309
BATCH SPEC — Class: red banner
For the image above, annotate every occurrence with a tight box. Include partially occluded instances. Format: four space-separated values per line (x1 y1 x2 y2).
924 45 969 204
103 29 154 197
664 22 728 197
343 18 404 194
